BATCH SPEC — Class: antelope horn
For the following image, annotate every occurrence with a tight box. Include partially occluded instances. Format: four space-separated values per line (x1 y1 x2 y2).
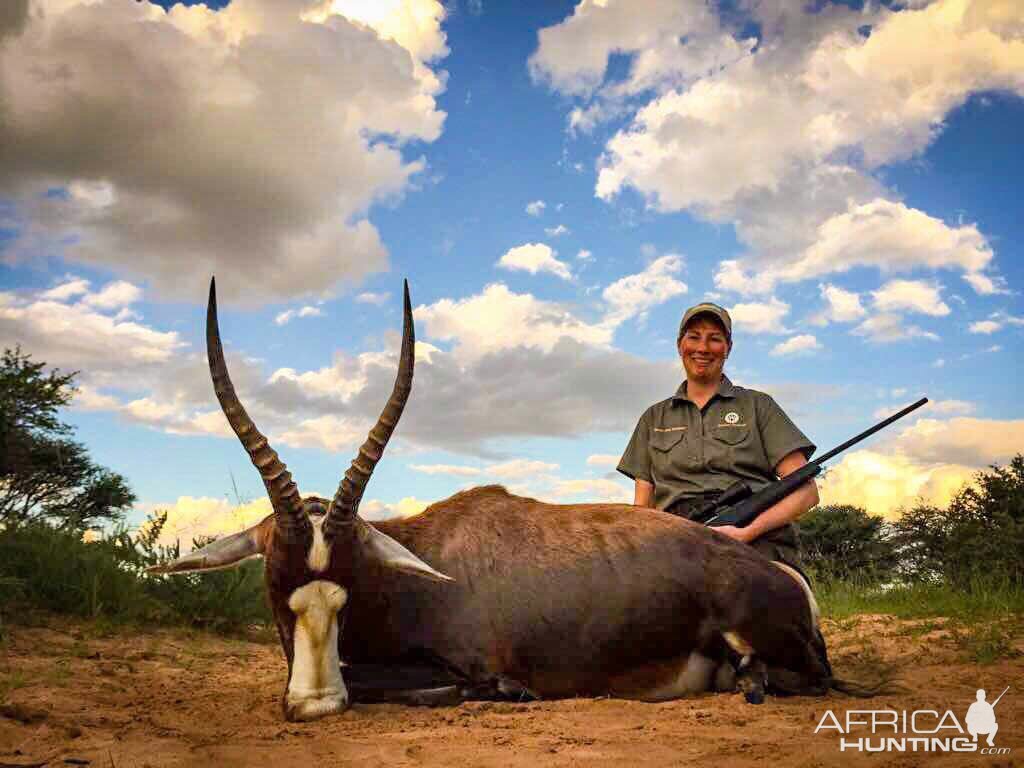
327 280 414 531
206 277 305 529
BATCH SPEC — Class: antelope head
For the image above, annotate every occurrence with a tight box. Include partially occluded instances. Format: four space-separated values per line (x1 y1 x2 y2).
148 277 451 721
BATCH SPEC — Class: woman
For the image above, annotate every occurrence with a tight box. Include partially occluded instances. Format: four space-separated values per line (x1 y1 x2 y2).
617 302 819 568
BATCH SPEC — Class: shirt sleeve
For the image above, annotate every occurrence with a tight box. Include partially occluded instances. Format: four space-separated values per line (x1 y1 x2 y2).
617 409 653 483
756 394 816 472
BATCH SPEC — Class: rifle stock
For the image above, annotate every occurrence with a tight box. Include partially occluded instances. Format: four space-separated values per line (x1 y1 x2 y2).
701 397 928 529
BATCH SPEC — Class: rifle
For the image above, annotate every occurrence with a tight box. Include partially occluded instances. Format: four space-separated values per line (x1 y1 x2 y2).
689 397 929 528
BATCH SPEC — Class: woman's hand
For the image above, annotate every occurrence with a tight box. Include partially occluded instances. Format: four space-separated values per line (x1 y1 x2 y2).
712 524 754 543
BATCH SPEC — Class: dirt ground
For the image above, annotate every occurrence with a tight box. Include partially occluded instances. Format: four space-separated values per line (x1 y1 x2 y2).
1 614 1021 768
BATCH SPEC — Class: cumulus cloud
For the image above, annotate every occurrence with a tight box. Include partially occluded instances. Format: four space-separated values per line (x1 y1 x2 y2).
0 279 186 372
525 200 546 216
820 413 1024 518
871 279 950 316
274 306 324 326
727 297 789 335
818 450 978 520
585 454 619 467
601 254 687 327
497 243 572 281
410 459 559 480
715 200 996 295
969 319 1001 334
416 283 610 360
0 0 449 303
535 0 1014 296
812 283 865 325
576 249 593 261
139 496 274 549
356 292 391 305
771 334 821 357
853 312 940 343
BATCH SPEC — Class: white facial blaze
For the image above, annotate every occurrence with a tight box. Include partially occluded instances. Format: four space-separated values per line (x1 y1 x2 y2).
286 581 348 721
307 513 332 572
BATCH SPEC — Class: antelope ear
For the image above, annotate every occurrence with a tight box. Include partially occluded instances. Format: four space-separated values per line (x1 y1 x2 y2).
358 521 454 583
146 521 267 575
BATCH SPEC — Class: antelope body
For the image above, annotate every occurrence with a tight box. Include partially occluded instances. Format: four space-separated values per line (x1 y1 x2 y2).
151 279 837 721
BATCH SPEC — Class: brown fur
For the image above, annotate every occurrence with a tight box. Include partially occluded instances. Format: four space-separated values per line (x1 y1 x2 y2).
288 485 833 699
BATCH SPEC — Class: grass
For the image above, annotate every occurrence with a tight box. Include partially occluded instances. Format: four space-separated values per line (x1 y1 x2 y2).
814 573 1024 621
816 573 1023 665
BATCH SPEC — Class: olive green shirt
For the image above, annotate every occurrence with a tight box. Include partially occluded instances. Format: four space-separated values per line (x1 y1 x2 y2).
617 376 815 547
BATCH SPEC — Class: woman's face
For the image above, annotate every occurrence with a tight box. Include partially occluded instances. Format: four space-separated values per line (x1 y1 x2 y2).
678 317 730 383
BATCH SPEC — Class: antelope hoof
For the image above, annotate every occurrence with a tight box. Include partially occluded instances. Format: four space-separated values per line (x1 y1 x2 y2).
285 688 349 721
743 687 765 705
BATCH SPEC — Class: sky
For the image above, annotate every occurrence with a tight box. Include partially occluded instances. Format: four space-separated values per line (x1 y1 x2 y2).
1 0 1022 546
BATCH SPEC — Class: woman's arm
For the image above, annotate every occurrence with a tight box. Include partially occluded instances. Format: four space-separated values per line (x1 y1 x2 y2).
634 478 654 508
714 450 819 543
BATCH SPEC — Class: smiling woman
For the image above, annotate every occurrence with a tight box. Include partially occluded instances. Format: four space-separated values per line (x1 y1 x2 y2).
617 302 820 573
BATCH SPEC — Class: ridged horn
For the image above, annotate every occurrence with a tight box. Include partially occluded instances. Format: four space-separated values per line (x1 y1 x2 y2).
206 277 305 529
327 280 414 532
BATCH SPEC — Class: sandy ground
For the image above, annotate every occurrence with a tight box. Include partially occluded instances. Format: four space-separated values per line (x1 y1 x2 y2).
1 614 1021 768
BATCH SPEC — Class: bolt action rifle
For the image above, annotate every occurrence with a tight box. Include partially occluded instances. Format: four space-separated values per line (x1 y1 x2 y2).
688 397 929 529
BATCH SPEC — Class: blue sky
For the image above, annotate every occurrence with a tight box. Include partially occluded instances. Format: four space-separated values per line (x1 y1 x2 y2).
1 0 1021 542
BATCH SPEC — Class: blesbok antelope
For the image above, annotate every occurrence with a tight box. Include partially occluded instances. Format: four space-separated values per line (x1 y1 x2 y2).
150 278 848 721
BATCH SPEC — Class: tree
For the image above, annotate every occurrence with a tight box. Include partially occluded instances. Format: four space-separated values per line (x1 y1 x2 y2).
797 504 897 581
0 347 135 529
891 457 1024 586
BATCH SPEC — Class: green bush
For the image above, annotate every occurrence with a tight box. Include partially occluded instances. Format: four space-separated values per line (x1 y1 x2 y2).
0 513 271 634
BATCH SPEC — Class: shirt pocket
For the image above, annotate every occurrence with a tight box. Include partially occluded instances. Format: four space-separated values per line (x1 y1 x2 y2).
711 424 750 446
650 427 687 452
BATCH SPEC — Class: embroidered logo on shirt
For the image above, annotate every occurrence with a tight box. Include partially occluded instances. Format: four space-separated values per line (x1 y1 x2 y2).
724 412 740 424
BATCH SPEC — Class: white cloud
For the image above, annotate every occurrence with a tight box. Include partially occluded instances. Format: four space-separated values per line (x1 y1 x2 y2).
586 454 619 467
601 254 687 327
576 249 593 261
81 280 143 310
139 496 273 549
813 283 865 325
356 292 390 305
873 399 976 420
715 200 996 295
818 450 977 520
550 477 630 503
544 224 571 237
727 297 789 335
893 417 1024 469
525 200 546 216
969 320 1001 334
39 278 91 302
274 306 324 326
497 243 573 281
1 0 449 303
771 334 821 357
416 283 610 360
409 459 558 479
853 312 940 343
536 0 1016 297
0 281 186 371
872 279 950 317
360 497 431 522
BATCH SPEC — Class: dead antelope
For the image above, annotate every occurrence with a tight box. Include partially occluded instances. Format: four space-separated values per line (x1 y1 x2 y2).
151 279 857 721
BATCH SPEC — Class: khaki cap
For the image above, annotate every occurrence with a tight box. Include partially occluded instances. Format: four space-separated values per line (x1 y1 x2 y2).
678 302 732 342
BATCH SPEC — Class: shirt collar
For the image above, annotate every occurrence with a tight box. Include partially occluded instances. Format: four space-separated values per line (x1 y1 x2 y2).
673 374 736 404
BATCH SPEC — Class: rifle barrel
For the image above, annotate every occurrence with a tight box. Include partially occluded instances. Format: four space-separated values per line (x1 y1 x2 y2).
992 685 1010 707
814 397 928 466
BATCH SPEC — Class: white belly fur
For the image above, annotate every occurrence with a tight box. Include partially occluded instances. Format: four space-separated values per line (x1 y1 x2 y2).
286 580 348 720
